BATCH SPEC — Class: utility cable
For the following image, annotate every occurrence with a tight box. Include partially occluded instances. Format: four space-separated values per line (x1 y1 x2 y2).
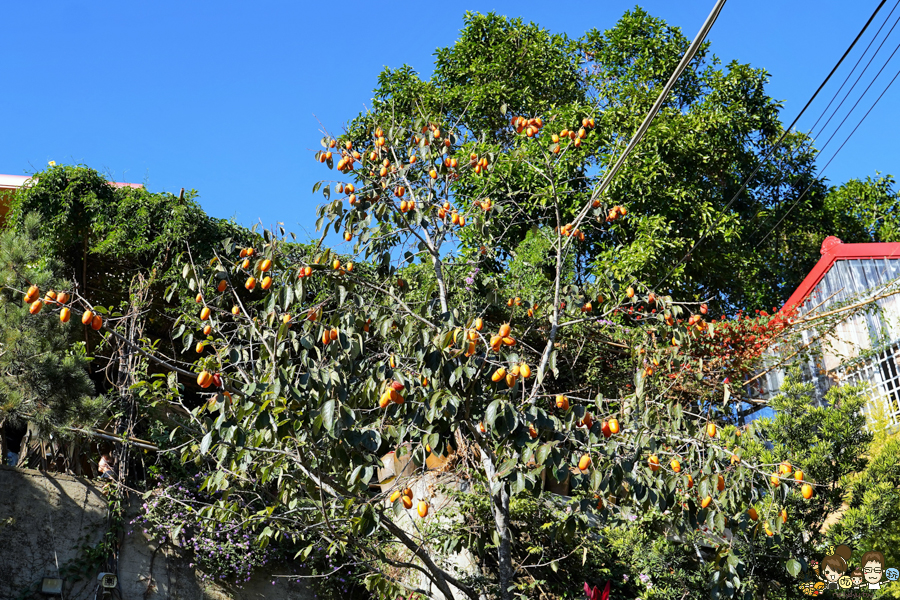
755 61 900 248
747 6 900 243
739 2 899 242
651 0 890 291
574 0 727 227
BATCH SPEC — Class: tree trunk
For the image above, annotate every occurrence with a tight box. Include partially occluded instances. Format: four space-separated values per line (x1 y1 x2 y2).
492 483 514 600
480 449 514 600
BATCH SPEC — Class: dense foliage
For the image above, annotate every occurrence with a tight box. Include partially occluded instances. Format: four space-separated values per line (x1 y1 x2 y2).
347 9 900 313
4 8 900 600
0 214 106 440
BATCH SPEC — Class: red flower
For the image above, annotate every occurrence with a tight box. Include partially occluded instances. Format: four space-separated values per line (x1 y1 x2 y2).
584 581 610 600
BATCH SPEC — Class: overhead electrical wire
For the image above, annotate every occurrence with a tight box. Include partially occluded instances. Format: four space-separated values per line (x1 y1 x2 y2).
735 1 900 243
573 0 728 227
751 6 900 247
808 0 900 137
755 61 900 247
651 0 890 291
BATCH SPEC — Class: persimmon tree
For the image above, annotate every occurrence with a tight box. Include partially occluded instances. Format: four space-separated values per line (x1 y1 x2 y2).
10 105 824 599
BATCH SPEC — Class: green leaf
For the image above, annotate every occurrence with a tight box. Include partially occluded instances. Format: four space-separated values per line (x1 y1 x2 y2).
321 400 336 434
785 559 801 577
200 432 212 456
485 400 501 426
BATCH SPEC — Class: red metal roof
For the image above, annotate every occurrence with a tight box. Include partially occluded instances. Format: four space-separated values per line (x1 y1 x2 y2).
781 236 900 313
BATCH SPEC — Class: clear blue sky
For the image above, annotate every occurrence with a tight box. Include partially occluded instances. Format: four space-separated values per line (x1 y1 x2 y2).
2 1 896 237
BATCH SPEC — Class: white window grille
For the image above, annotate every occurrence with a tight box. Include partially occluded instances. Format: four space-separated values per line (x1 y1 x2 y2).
839 343 900 428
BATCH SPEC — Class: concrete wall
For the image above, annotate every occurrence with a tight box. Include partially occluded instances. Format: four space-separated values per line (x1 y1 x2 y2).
0 466 313 600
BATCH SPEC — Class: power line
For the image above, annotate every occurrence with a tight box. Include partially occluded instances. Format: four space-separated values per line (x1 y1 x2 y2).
651 0 890 291
755 61 900 248
574 0 728 228
745 2 900 242
808 0 900 137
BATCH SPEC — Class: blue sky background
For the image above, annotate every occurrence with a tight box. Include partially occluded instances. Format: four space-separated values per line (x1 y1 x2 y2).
2 1 897 238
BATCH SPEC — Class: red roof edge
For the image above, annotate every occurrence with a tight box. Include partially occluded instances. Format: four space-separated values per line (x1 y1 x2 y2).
780 236 900 314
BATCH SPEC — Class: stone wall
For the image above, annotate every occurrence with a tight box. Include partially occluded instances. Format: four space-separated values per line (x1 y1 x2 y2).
0 466 313 600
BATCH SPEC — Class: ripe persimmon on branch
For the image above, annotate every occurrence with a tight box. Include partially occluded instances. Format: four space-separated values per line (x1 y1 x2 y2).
12 102 827 599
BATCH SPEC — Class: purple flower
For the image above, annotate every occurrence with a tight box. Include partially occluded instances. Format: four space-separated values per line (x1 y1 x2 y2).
639 574 650 583
622 574 629 582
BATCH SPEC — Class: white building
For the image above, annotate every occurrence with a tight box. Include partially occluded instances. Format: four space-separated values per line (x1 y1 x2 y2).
754 236 900 428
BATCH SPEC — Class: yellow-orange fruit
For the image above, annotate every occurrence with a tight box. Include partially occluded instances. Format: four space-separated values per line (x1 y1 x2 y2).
261 276 273 290
501 337 515 346
195 293 203 304
232 306 241 316
196 342 205 354
556 395 569 410
770 473 780 487
498 323 511 337
648 455 660 472
379 392 391 409
779 462 792 475
781 509 787 523
520 363 531 378
748 508 758 521
91 315 102 330
686 474 694 489
329 328 339 342
402 495 413 510
717 475 725 491
402 487 413 498
60 307 71 323
474 317 484 331
217 280 228 292
259 259 272 272
245 277 257 290
528 425 538 439
801 484 813 499
670 459 681 473
794 470 804 482
417 501 429 517
57 292 70 304
44 290 58 303
29 300 43 314
389 490 402 503
578 454 591 471
203 325 212 336
492 367 506 382
701 496 712 509
241 259 250 269
197 371 213 388
24 285 40 304
608 418 620 434
706 423 717 438
282 314 291 325
505 373 517 388
82 310 94 325
626 286 635 298
200 307 211 320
